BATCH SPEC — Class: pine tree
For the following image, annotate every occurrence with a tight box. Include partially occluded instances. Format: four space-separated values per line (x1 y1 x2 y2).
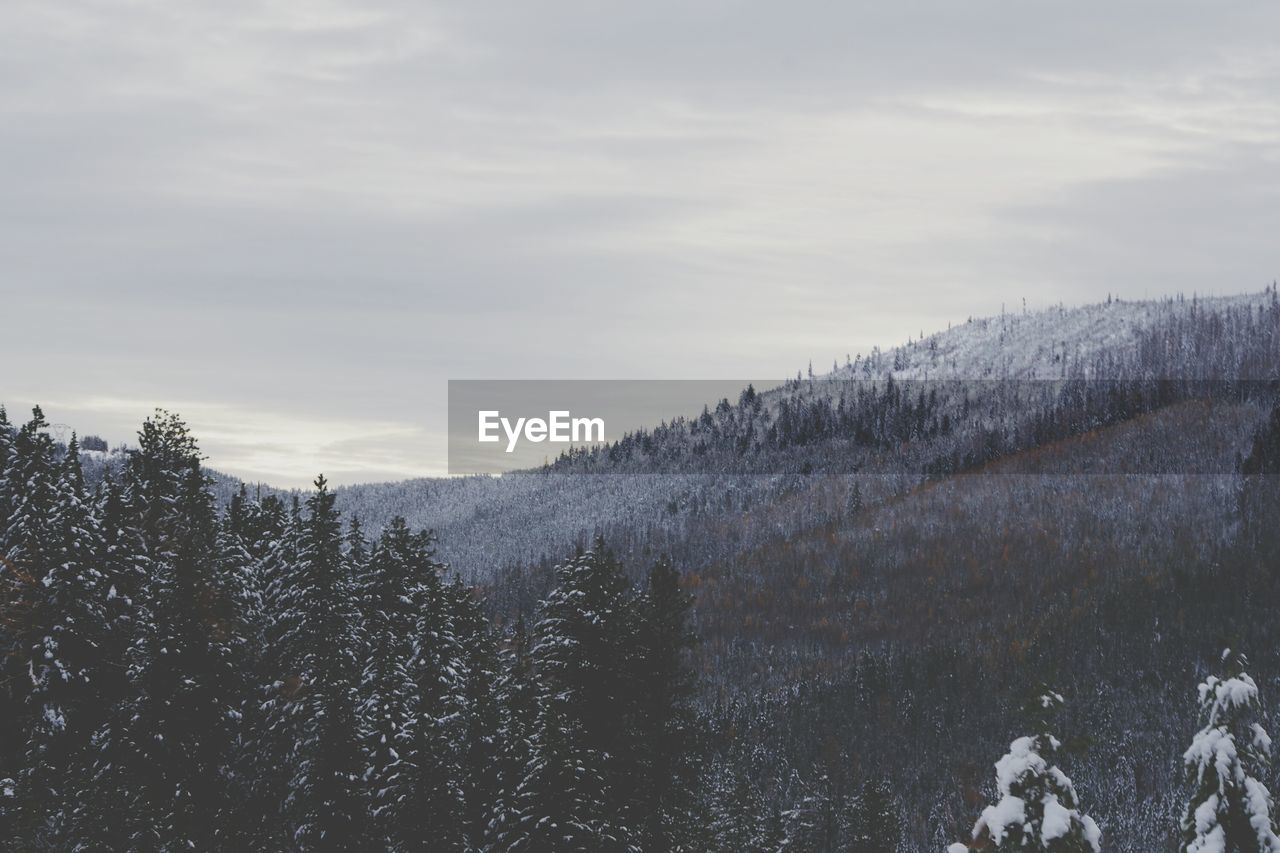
208 484 272 849
700 759 781 853
950 691 1100 852
357 517 463 850
269 475 366 850
357 518 419 848
849 777 899 852
65 475 149 849
0 405 14 533
2 407 58 570
844 481 864 519
504 700 617 852
408 569 468 851
448 575 502 848
486 617 539 849
118 415 245 849
507 542 639 851
21 436 110 843
0 406 14 841
633 556 698 851
240 492 299 851
781 771 846 852
0 408 59 841
345 515 369 574
1180 650 1280 853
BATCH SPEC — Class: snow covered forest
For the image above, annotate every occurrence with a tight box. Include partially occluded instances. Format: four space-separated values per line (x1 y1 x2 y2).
4 290 1280 850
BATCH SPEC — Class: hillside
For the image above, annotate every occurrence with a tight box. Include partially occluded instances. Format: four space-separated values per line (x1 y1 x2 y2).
22 288 1280 850
323 289 1280 586
861 291 1272 381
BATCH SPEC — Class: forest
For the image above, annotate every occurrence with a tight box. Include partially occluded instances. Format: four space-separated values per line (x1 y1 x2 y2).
4 291 1280 850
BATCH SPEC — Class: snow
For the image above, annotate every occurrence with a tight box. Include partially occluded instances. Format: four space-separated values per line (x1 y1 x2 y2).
994 736 1045 792
1041 798 1072 841
837 291 1277 382
1183 657 1280 851
970 732 1102 852
980 795 1026 844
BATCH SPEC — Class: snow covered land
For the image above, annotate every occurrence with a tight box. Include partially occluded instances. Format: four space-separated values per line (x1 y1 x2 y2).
3 288 1280 850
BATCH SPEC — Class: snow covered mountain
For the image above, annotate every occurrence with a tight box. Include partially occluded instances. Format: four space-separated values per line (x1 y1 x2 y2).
838 291 1275 381
315 289 1278 577
21 286 1280 850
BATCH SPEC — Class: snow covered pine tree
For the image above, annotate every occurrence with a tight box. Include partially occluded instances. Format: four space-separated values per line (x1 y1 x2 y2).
949 691 1100 852
1180 649 1280 853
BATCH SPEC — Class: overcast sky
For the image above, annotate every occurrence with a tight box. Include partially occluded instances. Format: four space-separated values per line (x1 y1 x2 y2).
3 1 1278 486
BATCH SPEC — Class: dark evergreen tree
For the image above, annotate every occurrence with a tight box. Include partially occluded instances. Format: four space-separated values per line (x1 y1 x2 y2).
357 517 461 850
268 475 366 850
0 408 59 842
848 778 900 853
21 436 110 844
1180 650 1280 852
0 405 13 842
65 475 149 849
780 771 847 852
448 576 502 848
503 700 617 852
115 413 245 849
403 546 467 851
486 617 539 849
0 405 13 537
950 691 1100 852
701 759 782 853
633 556 698 851
240 492 300 851
506 542 639 850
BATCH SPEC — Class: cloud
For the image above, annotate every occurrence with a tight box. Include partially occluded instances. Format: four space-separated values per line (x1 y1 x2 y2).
2 0 1278 484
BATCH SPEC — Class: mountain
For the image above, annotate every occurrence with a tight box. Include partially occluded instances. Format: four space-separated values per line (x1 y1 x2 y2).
324 288 1280 848
24 287 1280 849
323 289 1279 583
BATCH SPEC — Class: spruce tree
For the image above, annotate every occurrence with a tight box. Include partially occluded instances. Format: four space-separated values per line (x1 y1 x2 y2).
448 575 502 848
357 518 420 848
701 759 781 853
357 517 462 850
950 691 1100 852
241 493 300 851
486 617 539 849
405 553 467 851
633 556 698 851
0 406 14 841
22 435 109 843
0 408 59 840
509 542 639 850
0 405 13 533
849 778 900 852
67 475 149 849
1180 650 1280 852
269 475 366 850
119 415 244 848
781 771 846 852
504 700 617 852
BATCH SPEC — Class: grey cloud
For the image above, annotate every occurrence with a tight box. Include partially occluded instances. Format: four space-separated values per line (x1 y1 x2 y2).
2 0 1278 484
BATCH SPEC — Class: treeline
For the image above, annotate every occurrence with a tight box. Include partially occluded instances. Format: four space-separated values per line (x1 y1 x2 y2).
550 291 1280 477
0 407 741 851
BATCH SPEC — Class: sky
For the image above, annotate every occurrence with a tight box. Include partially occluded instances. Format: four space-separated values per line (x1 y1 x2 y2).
2 1 1279 486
